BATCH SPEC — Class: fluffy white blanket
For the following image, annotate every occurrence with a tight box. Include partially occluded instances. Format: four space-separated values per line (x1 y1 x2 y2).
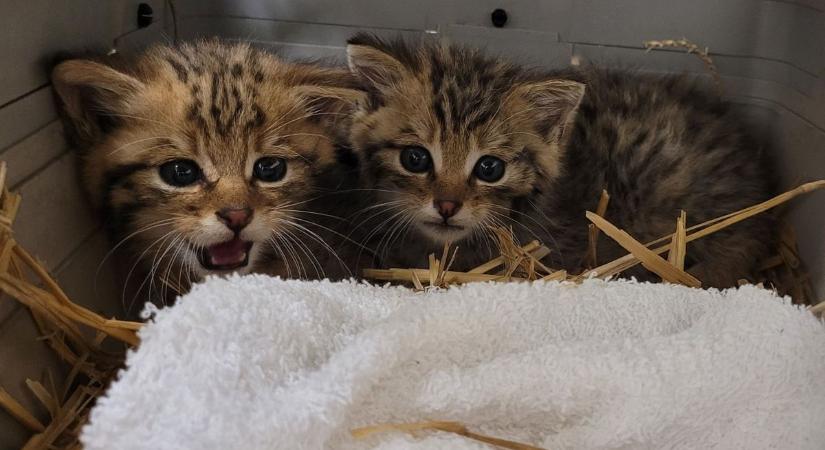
82 276 825 449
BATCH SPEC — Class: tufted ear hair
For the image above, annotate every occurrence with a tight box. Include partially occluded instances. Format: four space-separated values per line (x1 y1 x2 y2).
52 59 144 146
508 79 585 146
345 33 411 96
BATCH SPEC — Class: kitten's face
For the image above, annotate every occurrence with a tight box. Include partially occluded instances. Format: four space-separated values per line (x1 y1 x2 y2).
346 35 584 245
53 41 360 285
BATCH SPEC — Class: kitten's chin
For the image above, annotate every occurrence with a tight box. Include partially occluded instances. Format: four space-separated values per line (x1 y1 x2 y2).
417 221 472 244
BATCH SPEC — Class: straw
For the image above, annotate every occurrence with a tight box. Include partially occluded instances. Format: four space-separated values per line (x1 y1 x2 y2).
352 421 546 450
364 180 825 295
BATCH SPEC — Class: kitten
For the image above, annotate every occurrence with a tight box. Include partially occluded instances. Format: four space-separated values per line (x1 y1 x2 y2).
345 33 774 288
52 40 363 304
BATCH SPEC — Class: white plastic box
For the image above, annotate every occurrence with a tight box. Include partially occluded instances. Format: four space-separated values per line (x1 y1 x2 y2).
0 1 822 446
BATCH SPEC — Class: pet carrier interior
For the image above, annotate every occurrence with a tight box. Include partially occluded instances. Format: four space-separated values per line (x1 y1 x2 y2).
0 0 822 447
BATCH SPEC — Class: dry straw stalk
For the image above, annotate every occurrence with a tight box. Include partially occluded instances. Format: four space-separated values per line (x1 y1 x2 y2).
364 180 825 296
352 421 547 450
0 161 142 449
644 37 723 92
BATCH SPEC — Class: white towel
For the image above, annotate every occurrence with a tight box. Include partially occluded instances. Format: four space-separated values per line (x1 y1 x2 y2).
82 276 825 450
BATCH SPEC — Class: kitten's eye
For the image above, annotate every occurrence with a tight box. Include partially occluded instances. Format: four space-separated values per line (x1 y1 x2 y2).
253 157 287 182
159 159 201 187
474 156 505 182
399 146 432 173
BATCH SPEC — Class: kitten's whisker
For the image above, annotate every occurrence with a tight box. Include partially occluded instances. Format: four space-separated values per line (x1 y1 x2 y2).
365 208 409 264
278 208 344 222
346 200 408 218
282 214 371 252
162 235 191 300
483 203 564 268
120 229 178 309
395 212 420 252
282 218 342 257
141 231 184 303
526 199 566 267
382 211 415 260
355 208 410 263
359 208 408 247
380 212 417 262
123 230 178 313
270 189 377 212
278 234 304 278
280 219 350 278
275 228 309 279
143 233 183 309
483 202 551 234
485 206 548 238
375 212 407 262
173 243 191 297
95 218 178 299
322 187 407 196
281 227 324 279
348 201 407 228
277 220 327 276
266 235 293 279
470 217 497 261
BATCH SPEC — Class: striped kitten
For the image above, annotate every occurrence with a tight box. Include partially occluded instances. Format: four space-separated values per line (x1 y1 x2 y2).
345 34 774 288
53 40 362 303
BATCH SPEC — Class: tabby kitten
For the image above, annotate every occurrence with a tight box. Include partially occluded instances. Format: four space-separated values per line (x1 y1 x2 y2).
345 34 774 288
53 40 362 303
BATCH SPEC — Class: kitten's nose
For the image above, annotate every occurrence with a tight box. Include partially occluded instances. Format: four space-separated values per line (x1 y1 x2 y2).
434 200 462 220
216 207 253 232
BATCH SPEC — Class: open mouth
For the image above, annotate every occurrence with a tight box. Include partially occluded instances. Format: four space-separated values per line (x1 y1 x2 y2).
197 238 253 271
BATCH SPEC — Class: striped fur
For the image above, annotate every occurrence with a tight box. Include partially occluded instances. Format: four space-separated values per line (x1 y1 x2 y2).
53 40 362 305
346 34 775 288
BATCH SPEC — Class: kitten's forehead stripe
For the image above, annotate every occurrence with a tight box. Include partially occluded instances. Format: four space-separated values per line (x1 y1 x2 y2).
164 57 188 83
151 43 273 145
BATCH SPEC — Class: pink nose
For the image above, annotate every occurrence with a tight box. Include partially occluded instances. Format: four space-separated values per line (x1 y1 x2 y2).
216 207 252 232
434 200 462 220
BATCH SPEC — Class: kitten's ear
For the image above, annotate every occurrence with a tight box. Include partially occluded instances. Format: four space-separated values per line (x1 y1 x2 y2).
51 59 144 145
510 79 585 145
295 85 366 117
346 41 407 92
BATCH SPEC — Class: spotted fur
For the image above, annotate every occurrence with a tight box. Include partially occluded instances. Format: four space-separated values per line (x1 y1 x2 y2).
346 34 775 288
53 40 363 305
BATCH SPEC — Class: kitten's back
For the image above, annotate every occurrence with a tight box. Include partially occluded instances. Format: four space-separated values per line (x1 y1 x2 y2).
550 67 775 285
